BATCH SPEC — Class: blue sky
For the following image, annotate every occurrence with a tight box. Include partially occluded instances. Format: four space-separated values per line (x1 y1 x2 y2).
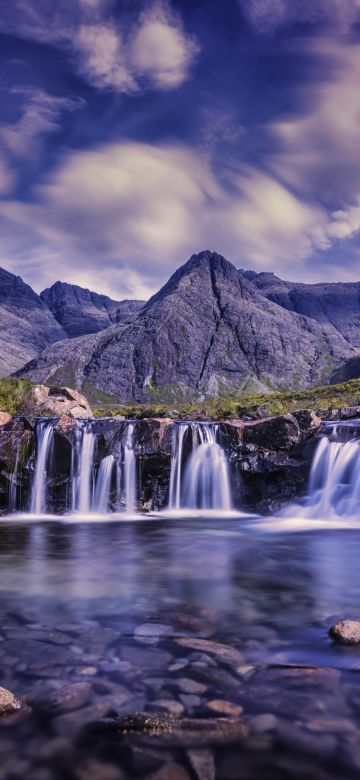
0 0 360 299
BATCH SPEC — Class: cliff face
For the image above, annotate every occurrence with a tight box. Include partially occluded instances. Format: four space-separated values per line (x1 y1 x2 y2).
243 270 360 348
40 282 144 338
0 268 67 378
18 251 357 402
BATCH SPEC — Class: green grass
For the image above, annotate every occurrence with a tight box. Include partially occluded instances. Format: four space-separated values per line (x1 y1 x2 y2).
1 376 360 420
0 379 33 415
93 377 360 420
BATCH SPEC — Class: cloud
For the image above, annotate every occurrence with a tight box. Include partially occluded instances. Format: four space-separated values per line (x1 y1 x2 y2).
0 139 339 297
267 39 360 204
0 0 199 93
0 89 81 161
240 0 360 33
129 3 199 90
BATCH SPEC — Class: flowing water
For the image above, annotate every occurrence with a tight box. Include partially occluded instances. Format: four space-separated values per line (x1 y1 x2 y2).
169 422 232 510
30 419 55 514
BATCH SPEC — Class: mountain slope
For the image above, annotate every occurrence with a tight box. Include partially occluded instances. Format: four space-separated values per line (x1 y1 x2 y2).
17 251 357 402
41 281 144 338
243 270 360 347
0 267 67 377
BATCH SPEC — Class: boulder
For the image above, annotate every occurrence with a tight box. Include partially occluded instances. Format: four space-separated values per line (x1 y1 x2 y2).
292 409 322 439
33 385 93 418
0 411 11 427
243 414 301 451
0 687 22 717
329 620 360 645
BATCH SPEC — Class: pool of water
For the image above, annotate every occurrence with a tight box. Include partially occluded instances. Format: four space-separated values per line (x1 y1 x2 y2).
1 514 360 779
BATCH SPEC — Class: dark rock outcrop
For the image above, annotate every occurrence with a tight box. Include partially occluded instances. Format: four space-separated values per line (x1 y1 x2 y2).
330 356 360 384
0 266 67 377
41 281 144 337
243 269 360 348
17 252 356 402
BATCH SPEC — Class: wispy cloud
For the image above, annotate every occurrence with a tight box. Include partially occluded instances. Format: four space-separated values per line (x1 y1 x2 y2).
0 0 199 93
240 0 360 33
0 139 343 297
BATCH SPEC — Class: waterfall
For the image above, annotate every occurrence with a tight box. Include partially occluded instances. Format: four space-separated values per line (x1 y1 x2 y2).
30 420 55 514
70 420 137 514
169 423 232 511
93 455 115 512
124 423 136 512
294 423 360 518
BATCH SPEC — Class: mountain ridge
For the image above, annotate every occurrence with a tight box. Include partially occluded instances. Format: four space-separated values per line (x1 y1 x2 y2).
16 250 359 401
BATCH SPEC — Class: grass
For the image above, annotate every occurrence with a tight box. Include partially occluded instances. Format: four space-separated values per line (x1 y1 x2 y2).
1 376 360 420
93 377 360 420
0 379 33 415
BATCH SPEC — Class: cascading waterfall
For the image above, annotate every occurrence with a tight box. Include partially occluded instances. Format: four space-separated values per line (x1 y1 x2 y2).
70 420 137 514
293 422 360 518
30 419 55 514
169 423 232 510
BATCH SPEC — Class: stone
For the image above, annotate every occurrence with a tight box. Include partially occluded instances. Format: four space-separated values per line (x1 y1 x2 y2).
329 620 360 645
206 699 243 717
29 682 92 715
33 385 93 419
187 749 215 780
112 713 248 747
75 759 125 780
0 412 11 427
148 764 191 780
249 713 277 732
292 409 322 438
0 687 22 716
134 623 173 639
175 638 244 667
243 414 301 451
175 678 207 695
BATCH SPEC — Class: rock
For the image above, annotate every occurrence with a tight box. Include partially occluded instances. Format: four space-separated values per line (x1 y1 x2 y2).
206 699 243 717
0 266 67 377
41 280 144 338
175 638 244 667
243 414 301 451
74 759 125 780
292 409 322 438
0 412 11 427
188 749 215 780
249 713 277 732
134 623 173 639
148 764 191 780
0 687 22 716
33 385 93 418
29 682 92 715
111 713 249 747
174 679 207 695
17 252 357 401
329 620 360 645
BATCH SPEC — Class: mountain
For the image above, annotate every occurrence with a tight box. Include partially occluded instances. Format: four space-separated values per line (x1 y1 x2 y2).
17 251 358 402
243 270 360 348
41 282 144 338
0 267 67 377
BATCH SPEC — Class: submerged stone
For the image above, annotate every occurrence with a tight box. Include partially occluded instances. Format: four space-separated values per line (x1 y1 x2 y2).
329 620 360 645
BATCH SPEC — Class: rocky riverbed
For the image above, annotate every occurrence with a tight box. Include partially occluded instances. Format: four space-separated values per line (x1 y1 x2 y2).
1 518 360 779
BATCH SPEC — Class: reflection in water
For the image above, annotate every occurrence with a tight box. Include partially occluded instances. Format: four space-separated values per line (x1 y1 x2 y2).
0 518 359 670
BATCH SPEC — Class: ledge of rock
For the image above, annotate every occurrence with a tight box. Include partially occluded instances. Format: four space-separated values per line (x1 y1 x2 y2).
243 414 301 451
33 385 93 418
329 620 360 645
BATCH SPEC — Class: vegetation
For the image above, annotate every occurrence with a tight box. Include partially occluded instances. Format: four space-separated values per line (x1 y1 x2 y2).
1 376 360 420
0 379 33 415
93 377 360 420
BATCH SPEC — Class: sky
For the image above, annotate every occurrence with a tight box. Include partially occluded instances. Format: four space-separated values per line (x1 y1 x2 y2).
0 0 360 300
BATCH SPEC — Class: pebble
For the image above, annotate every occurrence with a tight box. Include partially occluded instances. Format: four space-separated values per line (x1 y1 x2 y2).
134 623 173 638
175 638 244 667
75 759 125 780
153 699 185 716
175 678 207 694
249 713 277 733
29 682 92 715
206 699 243 717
